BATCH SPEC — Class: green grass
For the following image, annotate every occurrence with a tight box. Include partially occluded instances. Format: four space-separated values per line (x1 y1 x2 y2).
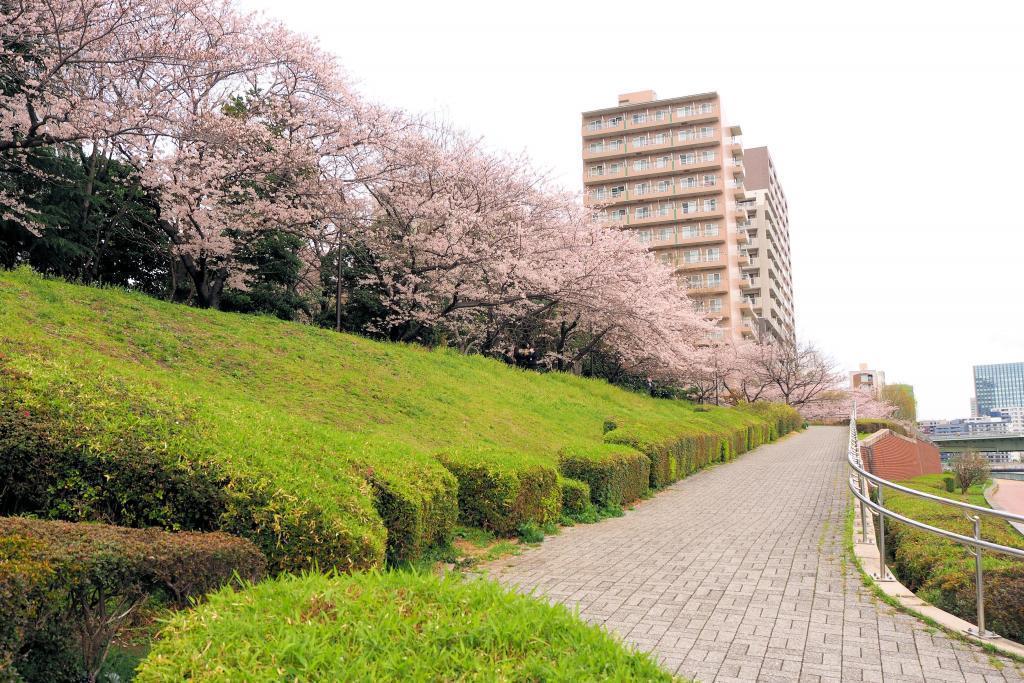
884 474 1024 643
135 571 679 681
0 268 799 570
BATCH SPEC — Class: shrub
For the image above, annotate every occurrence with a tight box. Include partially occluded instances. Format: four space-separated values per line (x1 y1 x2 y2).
558 477 592 519
884 474 1024 643
135 571 673 681
856 418 910 438
558 444 649 508
0 517 266 682
943 476 956 493
365 452 459 565
517 522 545 543
437 450 559 536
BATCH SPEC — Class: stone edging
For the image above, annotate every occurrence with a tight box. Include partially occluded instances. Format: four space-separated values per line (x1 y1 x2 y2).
849 496 1024 660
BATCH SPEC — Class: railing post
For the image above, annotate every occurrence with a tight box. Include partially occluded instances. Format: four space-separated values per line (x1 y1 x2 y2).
971 515 988 637
877 484 890 580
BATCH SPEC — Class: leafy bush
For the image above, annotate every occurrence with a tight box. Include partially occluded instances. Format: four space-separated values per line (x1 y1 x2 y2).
856 418 910 438
0 517 265 682
437 450 560 536
558 477 592 519
884 474 1024 643
135 571 674 681
558 444 650 508
517 522 545 543
943 476 956 493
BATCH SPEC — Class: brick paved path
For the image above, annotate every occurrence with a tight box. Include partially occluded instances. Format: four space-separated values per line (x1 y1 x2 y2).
487 427 1024 682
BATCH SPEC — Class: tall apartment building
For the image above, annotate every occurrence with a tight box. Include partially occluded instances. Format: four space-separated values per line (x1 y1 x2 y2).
742 147 795 344
581 90 778 342
974 362 1024 415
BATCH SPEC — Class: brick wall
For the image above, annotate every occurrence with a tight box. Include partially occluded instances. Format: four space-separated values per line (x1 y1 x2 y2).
860 430 942 481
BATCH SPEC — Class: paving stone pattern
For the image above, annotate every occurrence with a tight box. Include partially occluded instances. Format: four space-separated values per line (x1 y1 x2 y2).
487 427 1024 682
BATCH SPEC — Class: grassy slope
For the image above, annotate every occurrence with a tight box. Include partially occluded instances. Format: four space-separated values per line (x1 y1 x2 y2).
886 474 1024 641
0 269 792 569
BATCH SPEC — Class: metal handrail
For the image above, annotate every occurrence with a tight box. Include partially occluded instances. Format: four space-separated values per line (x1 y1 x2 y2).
846 406 1024 639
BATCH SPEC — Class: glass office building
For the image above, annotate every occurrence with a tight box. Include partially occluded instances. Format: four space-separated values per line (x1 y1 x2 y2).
974 362 1024 415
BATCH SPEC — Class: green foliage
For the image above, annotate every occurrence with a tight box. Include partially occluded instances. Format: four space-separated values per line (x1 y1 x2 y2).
558 444 650 508
881 383 917 423
856 418 911 438
437 450 560 536
557 476 593 519
0 269 796 570
0 517 265 682
884 474 1024 643
135 571 676 681
943 476 956 493
517 521 545 543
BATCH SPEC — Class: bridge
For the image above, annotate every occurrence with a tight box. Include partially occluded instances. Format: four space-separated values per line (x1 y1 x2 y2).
928 432 1024 453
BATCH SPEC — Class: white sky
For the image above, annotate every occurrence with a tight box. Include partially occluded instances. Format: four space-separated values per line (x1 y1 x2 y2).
243 0 1024 420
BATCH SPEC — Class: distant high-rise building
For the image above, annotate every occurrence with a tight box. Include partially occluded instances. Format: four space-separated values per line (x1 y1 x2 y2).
973 362 1024 415
850 363 885 395
581 90 758 342
741 147 795 345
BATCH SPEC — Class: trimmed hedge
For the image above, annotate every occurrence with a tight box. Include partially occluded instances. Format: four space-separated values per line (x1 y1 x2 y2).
558 444 650 508
0 517 265 682
884 474 1024 643
366 452 459 564
437 450 560 536
856 418 911 438
135 571 673 681
558 477 592 518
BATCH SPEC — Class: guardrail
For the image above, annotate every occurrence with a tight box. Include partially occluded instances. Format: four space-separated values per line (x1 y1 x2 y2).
846 406 1024 638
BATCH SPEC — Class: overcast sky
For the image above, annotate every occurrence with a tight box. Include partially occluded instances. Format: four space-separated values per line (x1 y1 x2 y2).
244 0 1023 420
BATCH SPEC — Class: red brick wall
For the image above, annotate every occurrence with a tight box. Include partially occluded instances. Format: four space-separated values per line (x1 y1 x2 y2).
860 430 942 481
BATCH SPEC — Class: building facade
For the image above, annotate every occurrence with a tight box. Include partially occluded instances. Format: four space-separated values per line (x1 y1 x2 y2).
850 363 885 395
741 147 795 345
581 90 755 341
918 414 1011 437
974 362 1024 415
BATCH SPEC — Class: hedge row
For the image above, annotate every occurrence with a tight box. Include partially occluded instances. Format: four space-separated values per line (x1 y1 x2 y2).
0 517 265 683
558 444 651 508
135 571 673 681
558 477 592 518
857 418 912 438
437 450 560 536
883 475 1024 643
0 397 387 575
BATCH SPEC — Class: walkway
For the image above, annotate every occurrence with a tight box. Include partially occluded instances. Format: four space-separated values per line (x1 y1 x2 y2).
988 478 1024 535
487 427 1024 682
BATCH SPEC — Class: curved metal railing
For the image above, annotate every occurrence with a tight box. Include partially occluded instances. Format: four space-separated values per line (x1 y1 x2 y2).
846 406 1024 638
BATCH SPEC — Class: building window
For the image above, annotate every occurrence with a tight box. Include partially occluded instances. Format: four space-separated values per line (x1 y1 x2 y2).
657 179 671 192
587 120 603 131
678 129 695 142
635 206 650 219
700 150 716 161
634 182 649 196
703 198 718 211
608 115 623 125
707 272 722 286
655 109 669 121
632 112 648 124
633 159 649 171
699 126 715 139
633 135 648 147
608 139 623 150
657 227 673 241
703 174 717 186
636 230 651 243
588 142 603 153
681 176 698 188
656 203 672 216
679 153 696 165
705 247 720 261
677 105 694 117
698 102 713 114
704 222 719 236
610 185 625 197
680 224 699 239
685 249 700 264
709 297 722 312
611 209 626 220
679 200 697 214
608 162 622 173
655 155 670 168
591 188 607 200
653 132 668 145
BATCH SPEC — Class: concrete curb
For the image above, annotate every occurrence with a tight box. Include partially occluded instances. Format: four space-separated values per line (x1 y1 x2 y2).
851 495 1024 660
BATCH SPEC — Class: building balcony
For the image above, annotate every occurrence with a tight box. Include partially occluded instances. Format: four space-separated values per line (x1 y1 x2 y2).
583 144 627 161
685 280 728 294
741 277 759 290
581 119 626 139
646 231 726 249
